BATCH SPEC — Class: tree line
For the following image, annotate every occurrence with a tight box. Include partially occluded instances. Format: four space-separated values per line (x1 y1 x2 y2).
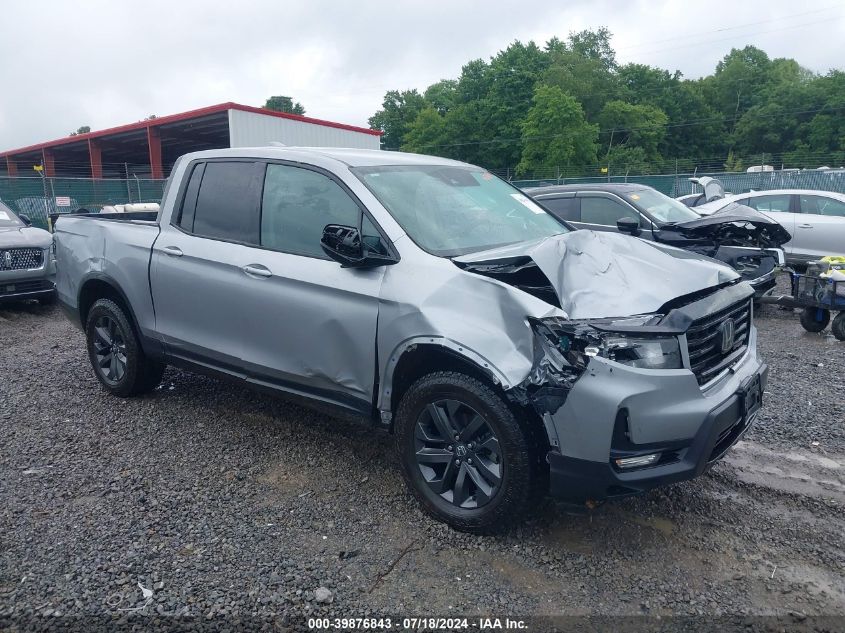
367 30 845 176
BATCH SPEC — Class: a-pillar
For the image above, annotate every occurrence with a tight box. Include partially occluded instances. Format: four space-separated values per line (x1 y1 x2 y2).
42 149 55 177
147 126 163 179
88 139 103 179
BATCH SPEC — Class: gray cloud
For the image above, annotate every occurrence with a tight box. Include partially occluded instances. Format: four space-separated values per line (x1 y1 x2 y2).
1 0 843 150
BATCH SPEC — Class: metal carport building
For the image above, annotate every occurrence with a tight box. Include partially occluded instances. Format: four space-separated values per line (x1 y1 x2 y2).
0 102 382 180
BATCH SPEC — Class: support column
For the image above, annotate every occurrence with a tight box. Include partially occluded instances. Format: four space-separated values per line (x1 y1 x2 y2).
88 139 103 179
147 126 163 179
42 149 55 177
5 157 18 177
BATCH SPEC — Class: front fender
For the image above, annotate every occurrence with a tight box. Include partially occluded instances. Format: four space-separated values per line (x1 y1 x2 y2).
378 336 512 413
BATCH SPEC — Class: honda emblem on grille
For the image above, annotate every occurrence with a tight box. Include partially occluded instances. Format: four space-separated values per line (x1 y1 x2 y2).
2 251 10 268
719 318 735 354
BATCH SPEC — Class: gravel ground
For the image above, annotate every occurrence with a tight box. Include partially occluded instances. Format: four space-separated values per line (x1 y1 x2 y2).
1 282 843 630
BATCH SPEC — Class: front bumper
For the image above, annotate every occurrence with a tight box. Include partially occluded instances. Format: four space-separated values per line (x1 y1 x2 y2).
544 329 767 501
0 247 56 303
748 269 778 298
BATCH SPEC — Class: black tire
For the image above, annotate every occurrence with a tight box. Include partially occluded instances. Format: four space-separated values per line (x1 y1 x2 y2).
832 313 845 341
799 307 830 333
85 298 165 397
394 371 536 534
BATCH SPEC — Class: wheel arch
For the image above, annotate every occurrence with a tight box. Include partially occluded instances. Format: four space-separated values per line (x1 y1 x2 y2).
77 274 162 358
380 338 513 422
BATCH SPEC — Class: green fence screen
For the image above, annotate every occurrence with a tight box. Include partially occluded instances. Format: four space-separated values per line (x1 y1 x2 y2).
0 177 166 228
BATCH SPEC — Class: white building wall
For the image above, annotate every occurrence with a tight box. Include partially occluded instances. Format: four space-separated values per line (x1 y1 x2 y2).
228 109 381 150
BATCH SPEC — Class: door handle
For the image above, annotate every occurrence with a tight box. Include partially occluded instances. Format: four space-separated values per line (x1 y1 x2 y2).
242 264 272 278
797 224 813 229
161 245 183 257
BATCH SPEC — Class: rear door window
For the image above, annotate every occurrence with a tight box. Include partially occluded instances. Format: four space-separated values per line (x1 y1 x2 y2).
191 161 262 243
176 162 205 232
799 194 845 217
538 196 580 221
580 196 638 226
745 194 791 213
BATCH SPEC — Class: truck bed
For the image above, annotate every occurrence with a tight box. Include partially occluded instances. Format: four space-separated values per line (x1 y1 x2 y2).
49 211 158 231
52 213 161 340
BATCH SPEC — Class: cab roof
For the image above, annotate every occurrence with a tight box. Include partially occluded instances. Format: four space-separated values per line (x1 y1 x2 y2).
180 146 472 169
523 183 651 195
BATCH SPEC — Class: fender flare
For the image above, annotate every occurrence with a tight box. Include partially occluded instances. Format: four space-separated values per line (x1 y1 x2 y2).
378 335 513 414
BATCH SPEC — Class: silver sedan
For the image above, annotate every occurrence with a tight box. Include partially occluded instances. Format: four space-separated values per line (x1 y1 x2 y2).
695 189 845 265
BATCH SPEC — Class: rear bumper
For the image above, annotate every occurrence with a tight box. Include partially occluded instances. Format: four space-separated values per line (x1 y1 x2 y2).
547 364 769 501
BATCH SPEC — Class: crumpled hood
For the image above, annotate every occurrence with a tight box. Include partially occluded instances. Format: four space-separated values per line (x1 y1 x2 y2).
0 226 52 249
664 202 792 247
454 230 739 319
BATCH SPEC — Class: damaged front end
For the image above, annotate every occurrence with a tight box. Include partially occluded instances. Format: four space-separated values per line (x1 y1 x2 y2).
655 203 791 296
451 231 764 502
513 313 683 444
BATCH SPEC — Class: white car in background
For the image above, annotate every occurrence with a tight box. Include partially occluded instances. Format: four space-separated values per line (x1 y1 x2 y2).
694 189 845 265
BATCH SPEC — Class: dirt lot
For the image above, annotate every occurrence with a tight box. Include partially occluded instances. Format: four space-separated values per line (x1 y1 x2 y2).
1 289 843 630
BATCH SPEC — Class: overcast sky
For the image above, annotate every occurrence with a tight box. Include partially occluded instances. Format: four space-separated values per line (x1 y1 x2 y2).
1 0 843 150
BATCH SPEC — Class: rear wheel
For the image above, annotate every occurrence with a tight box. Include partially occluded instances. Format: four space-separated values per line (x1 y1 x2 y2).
831 313 845 341
799 307 830 333
85 298 165 397
394 371 535 533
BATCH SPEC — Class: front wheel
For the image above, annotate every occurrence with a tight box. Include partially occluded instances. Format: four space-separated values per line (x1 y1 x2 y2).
85 298 165 397
831 312 845 341
394 371 536 533
799 307 830 333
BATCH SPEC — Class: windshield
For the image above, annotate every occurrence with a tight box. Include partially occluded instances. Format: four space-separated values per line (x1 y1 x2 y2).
352 165 567 256
0 202 23 228
624 188 700 224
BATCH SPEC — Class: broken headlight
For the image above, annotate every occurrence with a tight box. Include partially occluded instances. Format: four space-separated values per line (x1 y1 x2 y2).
587 335 682 370
530 317 682 371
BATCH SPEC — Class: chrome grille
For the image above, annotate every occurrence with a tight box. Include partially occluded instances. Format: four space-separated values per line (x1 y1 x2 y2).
0 248 44 271
686 299 752 386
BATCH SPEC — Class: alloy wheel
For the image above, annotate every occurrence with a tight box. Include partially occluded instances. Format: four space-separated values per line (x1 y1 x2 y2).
414 399 502 509
92 315 127 384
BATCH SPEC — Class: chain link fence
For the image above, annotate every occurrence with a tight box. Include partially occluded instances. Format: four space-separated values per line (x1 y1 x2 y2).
496 167 845 197
0 177 166 228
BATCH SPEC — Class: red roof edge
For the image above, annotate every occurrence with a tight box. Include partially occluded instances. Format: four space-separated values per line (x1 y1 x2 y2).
0 102 382 159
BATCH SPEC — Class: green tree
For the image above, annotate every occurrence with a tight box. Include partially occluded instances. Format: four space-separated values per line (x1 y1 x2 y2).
423 79 458 115
402 107 450 155
597 101 669 168
517 85 598 175
263 96 306 115
543 30 622 120
368 89 426 150
69 125 90 136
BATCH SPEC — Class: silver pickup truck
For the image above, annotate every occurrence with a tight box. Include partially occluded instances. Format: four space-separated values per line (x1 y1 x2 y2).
54 147 767 532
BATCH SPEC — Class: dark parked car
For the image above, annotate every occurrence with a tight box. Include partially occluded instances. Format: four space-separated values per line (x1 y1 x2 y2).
525 184 791 298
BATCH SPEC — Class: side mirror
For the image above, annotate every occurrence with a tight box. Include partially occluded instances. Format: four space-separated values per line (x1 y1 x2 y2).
321 224 366 267
617 216 640 236
19 214 32 226
321 224 399 268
